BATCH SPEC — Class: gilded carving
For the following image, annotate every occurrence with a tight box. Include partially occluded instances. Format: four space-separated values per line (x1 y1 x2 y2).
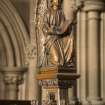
31 0 84 68
39 0 83 67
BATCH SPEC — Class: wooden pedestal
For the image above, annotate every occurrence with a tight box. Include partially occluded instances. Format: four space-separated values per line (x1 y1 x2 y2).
36 66 80 105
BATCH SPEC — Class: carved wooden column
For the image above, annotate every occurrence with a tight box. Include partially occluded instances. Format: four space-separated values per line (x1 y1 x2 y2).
37 66 80 105
0 66 27 100
83 0 105 105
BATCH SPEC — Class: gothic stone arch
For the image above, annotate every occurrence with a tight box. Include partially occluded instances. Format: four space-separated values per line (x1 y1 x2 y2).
0 0 29 66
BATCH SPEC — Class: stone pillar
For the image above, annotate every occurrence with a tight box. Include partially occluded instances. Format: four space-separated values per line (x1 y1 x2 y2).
87 11 101 105
100 11 105 103
0 66 27 100
25 43 41 101
79 11 89 105
84 0 105 105
26 0 41 101
27 58 40 100
76 9 81 100
101 12 105 102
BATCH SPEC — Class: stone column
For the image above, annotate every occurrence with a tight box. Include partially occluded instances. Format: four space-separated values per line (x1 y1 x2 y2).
27 58 40 100
76 9 81 100
101 12 105 102
100 11 105 103
25 43 41 101
0 66 27 100
79 11 89 105
84 0 105 105
26 0 41 101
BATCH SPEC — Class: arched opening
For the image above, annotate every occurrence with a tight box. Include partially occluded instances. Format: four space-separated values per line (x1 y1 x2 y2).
0 0 29 66
0 0 29 99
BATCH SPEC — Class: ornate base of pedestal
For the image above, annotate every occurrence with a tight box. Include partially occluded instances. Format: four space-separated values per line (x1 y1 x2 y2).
36 66 80 105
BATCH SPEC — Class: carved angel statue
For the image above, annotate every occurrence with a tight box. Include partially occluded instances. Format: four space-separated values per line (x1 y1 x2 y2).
40 0 83 67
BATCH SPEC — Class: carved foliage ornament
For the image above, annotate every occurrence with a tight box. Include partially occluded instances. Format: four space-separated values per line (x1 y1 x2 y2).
25 42 37 65
3 74 23 85
39 79 73 88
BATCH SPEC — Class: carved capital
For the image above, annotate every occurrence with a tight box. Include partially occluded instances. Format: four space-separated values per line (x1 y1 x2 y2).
3 74 23 85
25 42 37 64
0 66 27 85
83 0 105 11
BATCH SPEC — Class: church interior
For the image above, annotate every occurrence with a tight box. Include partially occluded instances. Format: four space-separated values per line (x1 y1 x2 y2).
0 0 105 105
